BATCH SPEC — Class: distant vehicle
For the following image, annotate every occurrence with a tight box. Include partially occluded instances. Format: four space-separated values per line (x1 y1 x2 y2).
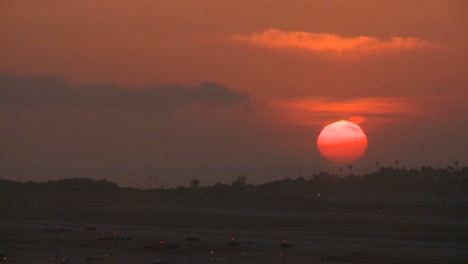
0 253 6 262
154 259 180 264
209 257 225 262
85 256 104 262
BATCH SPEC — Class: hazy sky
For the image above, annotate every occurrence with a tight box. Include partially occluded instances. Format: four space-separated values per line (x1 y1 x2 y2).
1 0 467 187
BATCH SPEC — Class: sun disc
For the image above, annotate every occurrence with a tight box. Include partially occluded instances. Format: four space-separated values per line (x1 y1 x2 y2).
317 120 368 163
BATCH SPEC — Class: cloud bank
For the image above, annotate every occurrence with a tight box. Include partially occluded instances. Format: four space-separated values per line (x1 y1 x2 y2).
228 29 437 57
0 72 251 111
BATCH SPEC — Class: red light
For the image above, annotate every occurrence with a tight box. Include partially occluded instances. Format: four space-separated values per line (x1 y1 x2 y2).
283 240 287 243
55 225 60 229
231 237 234 241
159 240 165 245
113 232 118 236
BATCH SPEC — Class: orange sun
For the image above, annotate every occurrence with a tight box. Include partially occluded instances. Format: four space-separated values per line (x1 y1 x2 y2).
317 120 368 163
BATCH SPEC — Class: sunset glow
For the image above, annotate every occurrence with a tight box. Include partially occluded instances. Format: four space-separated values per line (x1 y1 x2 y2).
1 2 467 263
0 0 466 187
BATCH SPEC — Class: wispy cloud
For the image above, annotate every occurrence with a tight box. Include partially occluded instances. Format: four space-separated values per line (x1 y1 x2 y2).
270 97 424 126
228 29 437 57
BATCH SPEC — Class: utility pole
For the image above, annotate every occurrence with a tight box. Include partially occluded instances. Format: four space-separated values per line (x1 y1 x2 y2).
186 234 200 264
85 226 96 261
44 225 71 264
280 240 292 264
98 232 131 264
227 237 239 264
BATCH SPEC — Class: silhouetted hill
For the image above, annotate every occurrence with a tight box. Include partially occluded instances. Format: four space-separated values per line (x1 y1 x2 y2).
1 166 467 219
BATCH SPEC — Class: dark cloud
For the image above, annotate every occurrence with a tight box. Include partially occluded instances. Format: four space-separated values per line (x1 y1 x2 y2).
0 72 252 111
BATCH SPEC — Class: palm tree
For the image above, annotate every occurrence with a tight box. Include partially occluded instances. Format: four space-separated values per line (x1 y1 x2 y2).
190 178 200 188
147 174 152 188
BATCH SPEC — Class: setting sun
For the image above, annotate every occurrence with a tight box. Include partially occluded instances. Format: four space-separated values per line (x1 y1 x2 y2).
317 120 368 163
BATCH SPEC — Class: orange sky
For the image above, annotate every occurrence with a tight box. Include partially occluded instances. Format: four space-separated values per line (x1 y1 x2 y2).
1 0 467 187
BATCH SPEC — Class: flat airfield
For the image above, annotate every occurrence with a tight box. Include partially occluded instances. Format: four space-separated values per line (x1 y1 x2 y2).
2 206 468 264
